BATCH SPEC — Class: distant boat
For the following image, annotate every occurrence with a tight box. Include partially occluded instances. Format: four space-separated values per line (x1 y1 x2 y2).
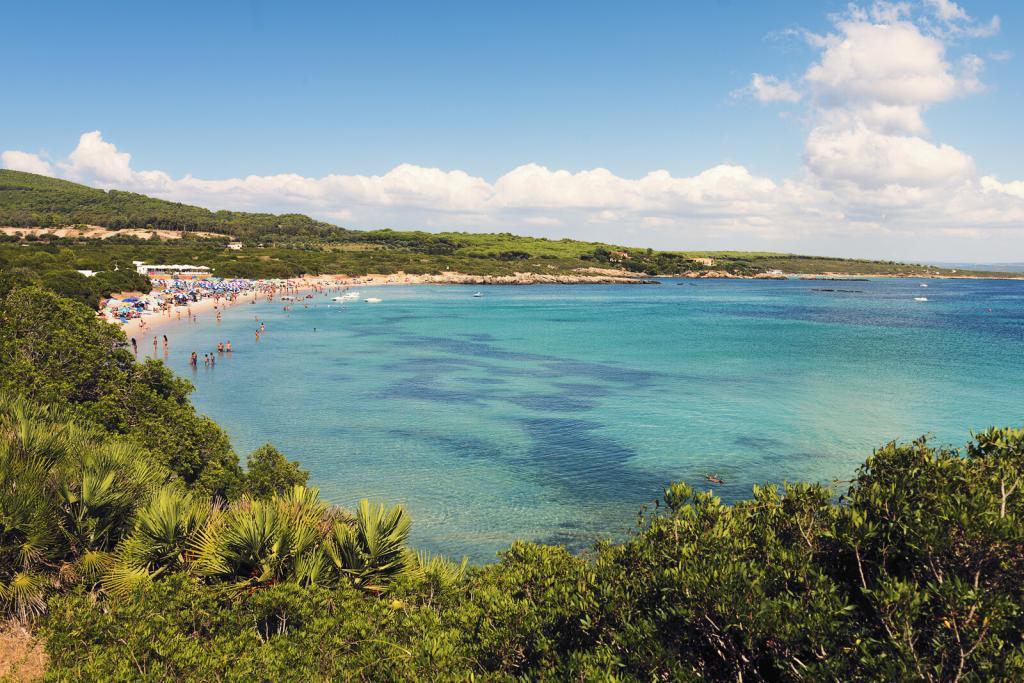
920 283 929 287
365 297 382 303
914 296 928 302
473 292 484 298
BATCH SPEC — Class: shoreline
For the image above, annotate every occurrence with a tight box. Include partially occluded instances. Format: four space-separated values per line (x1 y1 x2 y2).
108 272 659 339
107 268 1024 342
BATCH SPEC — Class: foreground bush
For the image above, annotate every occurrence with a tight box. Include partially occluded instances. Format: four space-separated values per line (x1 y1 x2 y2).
0 281 244 496
36 429 1024 681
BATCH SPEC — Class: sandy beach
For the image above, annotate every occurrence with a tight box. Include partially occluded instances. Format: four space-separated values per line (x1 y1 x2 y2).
114 276 341 339
109 266 1024 345
108 271 658 340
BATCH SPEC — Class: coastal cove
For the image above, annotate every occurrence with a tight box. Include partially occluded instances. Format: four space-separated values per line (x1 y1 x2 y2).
151 277 1024 561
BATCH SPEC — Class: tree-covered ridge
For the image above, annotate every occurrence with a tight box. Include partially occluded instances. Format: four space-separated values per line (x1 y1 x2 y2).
3 169 1011 284
0 282 1022 679
0 169 345 238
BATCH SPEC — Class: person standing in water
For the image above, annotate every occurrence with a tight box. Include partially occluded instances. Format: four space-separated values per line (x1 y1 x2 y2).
130 337 137 354
153 336 158 354
226 340 232 352
163 334 168 349
190 351 198 366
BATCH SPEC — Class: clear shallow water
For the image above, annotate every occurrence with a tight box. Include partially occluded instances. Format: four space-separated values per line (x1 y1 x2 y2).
156 279 1024 561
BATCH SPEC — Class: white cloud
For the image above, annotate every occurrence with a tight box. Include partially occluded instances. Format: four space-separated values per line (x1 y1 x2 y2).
744 74 801 103
2 2 1022 261
924 0 1000 36
805 120 974 189
522 216 563 226
804 19 959 109
925 0 967 23
1 150 54 176
58 131 138 184
981 176 1024 200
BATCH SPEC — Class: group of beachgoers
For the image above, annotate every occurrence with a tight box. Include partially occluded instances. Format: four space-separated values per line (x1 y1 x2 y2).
118 278 370 370
189 341 233 368
103 276 326 328
129 334 170 356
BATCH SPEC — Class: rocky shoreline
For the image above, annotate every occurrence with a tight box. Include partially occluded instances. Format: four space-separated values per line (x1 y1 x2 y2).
414 272 660 285
358 270 1023 285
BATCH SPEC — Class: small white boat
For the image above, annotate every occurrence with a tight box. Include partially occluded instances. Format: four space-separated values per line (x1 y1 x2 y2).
365 297 382 303
914 296 928 302
472 292 484 298
920 283 929 287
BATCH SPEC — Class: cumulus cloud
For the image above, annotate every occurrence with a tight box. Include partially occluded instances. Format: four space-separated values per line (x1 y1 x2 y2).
742 74 801 103
796 0 1001 202
924 0 1000 36
1 150 54 176
804 19 959 110
58 131 136 183
805 122 975 189
2 1 1022 260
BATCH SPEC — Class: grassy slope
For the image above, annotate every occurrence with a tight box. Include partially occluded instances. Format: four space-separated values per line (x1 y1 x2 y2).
0 169 1015 278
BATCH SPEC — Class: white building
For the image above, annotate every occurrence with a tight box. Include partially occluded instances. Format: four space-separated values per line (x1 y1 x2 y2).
135 263 211 278
227 242 243 250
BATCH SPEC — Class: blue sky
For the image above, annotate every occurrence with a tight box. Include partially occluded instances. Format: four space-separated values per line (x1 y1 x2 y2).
3 1 1024 261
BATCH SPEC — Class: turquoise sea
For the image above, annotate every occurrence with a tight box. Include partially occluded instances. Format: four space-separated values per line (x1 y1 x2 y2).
157 278 1024 561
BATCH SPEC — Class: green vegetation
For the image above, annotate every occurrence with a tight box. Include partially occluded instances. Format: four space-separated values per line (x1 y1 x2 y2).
0 279 242 497
0 281 1021 680
2 169 1014 302
245 444 310 499
0 169 343 238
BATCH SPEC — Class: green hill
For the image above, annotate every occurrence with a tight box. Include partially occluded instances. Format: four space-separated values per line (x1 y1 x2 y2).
0 169 1015 289
0 169 344 238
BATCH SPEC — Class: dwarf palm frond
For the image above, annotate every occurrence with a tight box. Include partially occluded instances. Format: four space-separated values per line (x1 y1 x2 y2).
326 499 412 592
0 393 169 620
188 487 334 587
0 571 50 622
103 487 210 596
410 549 469 595
57 438 166 552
